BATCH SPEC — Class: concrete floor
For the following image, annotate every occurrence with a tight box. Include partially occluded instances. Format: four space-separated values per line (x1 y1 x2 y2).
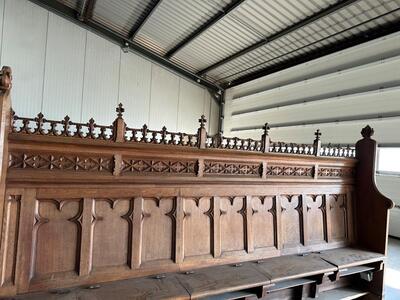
386 237 400 299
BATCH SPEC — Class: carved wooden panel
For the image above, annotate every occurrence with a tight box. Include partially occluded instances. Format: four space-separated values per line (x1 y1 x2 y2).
0 195 21 287
304 195 327 244
32 199 82 280
141 198 176 264
318 167 354 178
220 197 246 254
121 159 196 175
9 153 113 173
281 195 303 248
183 197 213 259
327 194 348 241
266 165 314 178
203 161 262 177
92 198 133 270
251 196 277 250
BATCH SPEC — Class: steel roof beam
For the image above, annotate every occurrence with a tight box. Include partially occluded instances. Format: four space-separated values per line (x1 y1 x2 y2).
128 0 163 40
28 0 223 93
78 0 96 22
227 19 400 88
165 0 246 58
198 0 359 76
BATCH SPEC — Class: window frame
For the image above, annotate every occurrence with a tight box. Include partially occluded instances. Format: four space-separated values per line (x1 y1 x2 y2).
376 147 400 176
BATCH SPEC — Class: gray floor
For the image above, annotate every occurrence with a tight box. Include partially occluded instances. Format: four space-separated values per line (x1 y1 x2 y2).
386 237 400 299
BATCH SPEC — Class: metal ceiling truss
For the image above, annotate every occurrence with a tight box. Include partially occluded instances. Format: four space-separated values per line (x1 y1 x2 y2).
28 0 223 94
128 0 163 40
78 0 96 22
165 0 246 58
226 18 400 88
197 0 359 76
28 0 399 94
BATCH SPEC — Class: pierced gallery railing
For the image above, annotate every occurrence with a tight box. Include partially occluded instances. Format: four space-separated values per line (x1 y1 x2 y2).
11 111 114 140
10 103 356 158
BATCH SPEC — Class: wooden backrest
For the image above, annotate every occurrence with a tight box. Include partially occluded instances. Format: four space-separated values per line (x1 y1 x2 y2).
0 67 392 296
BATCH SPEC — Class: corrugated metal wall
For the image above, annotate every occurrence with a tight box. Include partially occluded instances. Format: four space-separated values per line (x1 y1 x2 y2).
224 30 400 237
223 31 400 145
0 0 219 134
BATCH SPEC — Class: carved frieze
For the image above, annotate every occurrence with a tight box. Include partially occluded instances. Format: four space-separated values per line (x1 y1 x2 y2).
266 165 314 178
203 160 262 176
121 159 196 175
318 167 354 178
8 153 113 172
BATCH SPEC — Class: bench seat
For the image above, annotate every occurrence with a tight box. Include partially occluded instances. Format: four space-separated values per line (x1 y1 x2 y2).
14 247 385 300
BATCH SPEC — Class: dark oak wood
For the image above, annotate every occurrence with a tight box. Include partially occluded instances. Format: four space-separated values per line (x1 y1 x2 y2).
0 66 393 299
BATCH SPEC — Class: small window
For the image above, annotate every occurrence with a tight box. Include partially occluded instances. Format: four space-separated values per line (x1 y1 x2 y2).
378 148 400 174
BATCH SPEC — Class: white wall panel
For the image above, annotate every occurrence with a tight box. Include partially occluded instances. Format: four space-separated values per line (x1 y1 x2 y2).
203 91 211 132
119 51 152 128
81 32 121 125
224 32 400 146
209 97 219 135
42 13 86 120
177 79 205 133
231 56 400 114
377 176 400 207
231 87 400 129
1 0 217 133
1 0 48 117
266 118 400 145
0 0 4 63
149 65 180 131
231 31 400 99
376 175 400 237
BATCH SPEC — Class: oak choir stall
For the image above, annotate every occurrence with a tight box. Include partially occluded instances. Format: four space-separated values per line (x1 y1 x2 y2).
0 66 393 299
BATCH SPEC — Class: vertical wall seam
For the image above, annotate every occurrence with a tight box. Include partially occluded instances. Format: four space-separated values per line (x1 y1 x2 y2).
80 31 88 123
147 63 153 126
208 91 212 133
0 0 6 66
117 49 122 106
40 11 50 113
176 78 181 131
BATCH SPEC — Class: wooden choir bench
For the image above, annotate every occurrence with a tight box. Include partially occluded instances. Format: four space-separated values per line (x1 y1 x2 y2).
0 66 393 299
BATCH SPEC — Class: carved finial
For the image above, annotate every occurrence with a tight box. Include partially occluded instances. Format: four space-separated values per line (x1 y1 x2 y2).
116 103 124 118
162 126 167 132
263 123 270 135
314 129 321 141
313 129 322 156
0 66 12 93
63 115 71 124
198 115 207 129
361 125 374 138
142 124 148 135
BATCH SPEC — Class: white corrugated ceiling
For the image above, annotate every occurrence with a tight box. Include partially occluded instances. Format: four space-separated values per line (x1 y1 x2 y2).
56 0 400 87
